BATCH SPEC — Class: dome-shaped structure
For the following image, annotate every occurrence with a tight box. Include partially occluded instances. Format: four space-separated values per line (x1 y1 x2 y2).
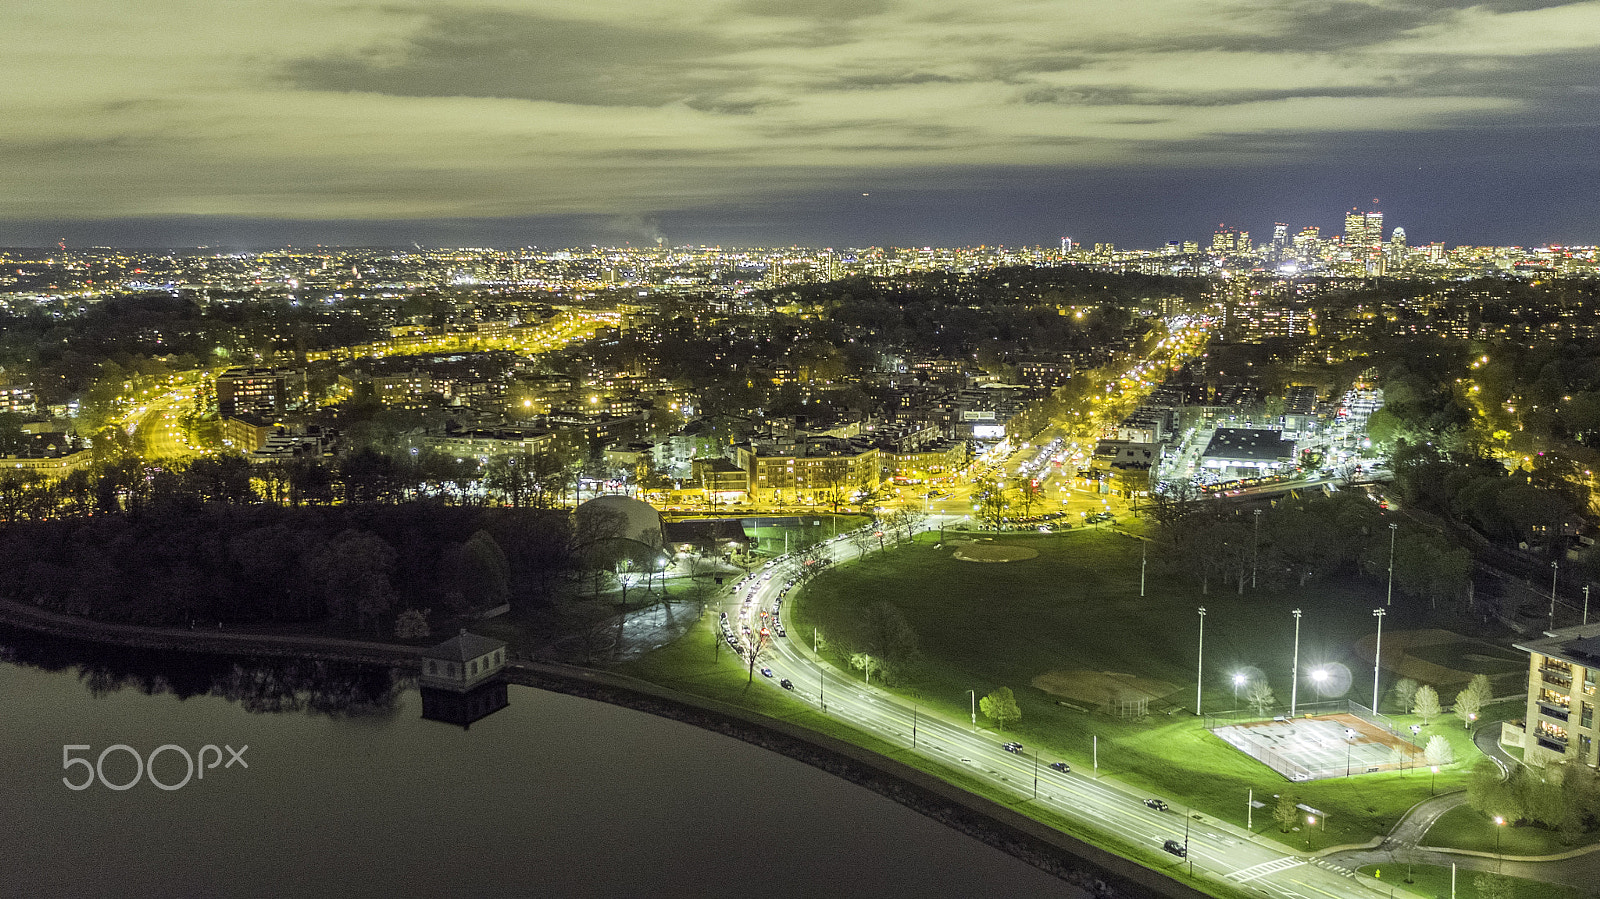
575 494 663 548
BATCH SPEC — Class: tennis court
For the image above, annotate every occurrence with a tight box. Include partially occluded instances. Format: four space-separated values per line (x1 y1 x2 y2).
1213 711 1423 782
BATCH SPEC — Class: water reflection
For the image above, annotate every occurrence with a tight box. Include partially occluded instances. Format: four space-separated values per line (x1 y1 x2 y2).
0 624 405 719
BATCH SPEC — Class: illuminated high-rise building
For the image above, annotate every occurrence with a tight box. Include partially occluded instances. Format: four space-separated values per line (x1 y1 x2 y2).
1212 225 1234 254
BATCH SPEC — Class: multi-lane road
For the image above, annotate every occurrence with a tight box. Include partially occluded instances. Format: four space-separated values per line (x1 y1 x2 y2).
721 530 1417 899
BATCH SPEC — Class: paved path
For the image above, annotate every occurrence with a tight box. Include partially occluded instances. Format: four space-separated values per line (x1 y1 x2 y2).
0 596 423 668
1323 722 1600 893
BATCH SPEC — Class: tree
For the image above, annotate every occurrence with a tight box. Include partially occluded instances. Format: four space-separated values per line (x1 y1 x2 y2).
979 687 1021 729
1392 678 1420 716
849 652 881 685
814 458 852 513
1454 674 1492 729
1467 759 1522 822
974 478 1010 529
1245 680 1277 716
861 600 918 682
1273 792 1301 833
1413 684 1442 725
454 530 512 609
393 607 431 639
1424 735 1454 766
304 529 398 635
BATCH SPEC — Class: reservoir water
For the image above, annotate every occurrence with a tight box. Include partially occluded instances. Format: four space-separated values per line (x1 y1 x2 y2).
0 630 1078 898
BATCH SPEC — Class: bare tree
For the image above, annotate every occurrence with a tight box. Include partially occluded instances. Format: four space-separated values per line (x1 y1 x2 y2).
1246 680 1277 716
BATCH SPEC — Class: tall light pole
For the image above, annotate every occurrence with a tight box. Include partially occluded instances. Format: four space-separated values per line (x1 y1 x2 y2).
1252 509 1262 589
1196 606 1206 716
1372 608 1386 713
969 689 977 730
1140 538 1147 598
1233 672 1246 716
1386 522 1398 607
1290 608 1303 717
1550 561 1560 630
1585 585 1591 626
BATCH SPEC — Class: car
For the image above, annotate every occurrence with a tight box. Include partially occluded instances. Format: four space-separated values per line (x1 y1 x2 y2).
779 678 793 690
1048 761 1070 773
1145 798 1169 811
760 667 774 678
1162 839 1187 858
1001 742 1024 754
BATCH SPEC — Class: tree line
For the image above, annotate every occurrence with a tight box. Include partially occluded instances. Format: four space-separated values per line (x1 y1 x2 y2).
0 500 625 637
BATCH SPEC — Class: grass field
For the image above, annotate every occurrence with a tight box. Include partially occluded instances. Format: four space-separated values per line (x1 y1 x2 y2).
1423 804 1573 856
1357 863 1577 899
784 527 1511 848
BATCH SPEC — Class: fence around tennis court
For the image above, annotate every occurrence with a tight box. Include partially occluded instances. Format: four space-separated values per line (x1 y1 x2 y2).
1207 699 1426 782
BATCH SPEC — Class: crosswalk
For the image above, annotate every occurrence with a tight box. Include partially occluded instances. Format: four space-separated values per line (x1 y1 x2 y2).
1229 856 1305 882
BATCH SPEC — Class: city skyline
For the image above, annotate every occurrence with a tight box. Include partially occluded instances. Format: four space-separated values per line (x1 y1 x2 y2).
4 1 1600 248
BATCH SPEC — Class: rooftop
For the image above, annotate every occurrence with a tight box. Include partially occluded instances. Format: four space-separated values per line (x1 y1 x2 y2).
421 631 507 663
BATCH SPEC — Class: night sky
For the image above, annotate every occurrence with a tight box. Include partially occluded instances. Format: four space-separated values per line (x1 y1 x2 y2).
4 0 1599 249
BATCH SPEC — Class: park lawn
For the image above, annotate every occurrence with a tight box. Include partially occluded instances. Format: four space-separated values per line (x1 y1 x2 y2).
1423 804 1575 856
786 527 1499 845
1357 864 1576 899
620 610 1260 899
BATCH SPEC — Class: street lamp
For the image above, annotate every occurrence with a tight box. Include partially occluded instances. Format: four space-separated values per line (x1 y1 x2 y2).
1233 672 1247 716
1494 815 1505 864
969 689 977 730
1372 608 1386 713
1386 522 1398 607
1290 609 1303 716
1196 607 1206 717
1312 667 1329 700
1345 726 1356 777
1430 764 1439 796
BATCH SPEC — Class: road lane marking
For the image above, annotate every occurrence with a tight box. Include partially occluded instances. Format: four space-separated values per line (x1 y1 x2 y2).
1230 857 1305 882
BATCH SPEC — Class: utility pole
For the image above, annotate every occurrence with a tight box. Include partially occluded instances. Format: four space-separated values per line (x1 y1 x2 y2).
1585 585 1591 626
1386 522 1398 606
1196 606 1206 716
1290 608 1303 717
1372 608 1385 713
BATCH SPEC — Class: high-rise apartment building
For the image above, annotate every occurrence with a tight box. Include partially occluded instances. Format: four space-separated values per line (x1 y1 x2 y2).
215 367 307 418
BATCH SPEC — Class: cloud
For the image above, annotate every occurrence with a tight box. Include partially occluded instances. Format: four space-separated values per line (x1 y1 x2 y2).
3 0 1600 234
283 9 745 109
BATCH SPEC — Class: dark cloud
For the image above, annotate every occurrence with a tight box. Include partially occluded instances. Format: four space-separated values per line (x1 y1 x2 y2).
283 10 745 109
823 71 964 91
1097 1 1591 54
735 0 895 21
1017 84 1390 108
